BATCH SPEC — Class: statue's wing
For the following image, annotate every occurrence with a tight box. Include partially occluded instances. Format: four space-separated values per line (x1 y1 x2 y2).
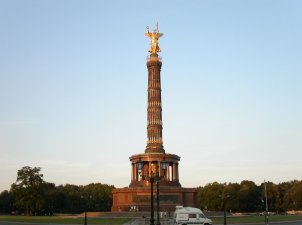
145 32 152 38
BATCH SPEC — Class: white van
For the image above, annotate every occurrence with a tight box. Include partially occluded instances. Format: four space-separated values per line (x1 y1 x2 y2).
173 206 213 225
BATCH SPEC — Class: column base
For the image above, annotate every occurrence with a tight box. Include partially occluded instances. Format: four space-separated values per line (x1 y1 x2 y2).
111 186 197 212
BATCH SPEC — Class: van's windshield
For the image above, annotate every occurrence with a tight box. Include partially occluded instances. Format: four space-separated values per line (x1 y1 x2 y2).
199 213 205 218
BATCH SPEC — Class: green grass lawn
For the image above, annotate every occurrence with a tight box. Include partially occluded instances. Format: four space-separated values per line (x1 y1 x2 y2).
1 215 302 224
211 215 302 224
0 216 132 224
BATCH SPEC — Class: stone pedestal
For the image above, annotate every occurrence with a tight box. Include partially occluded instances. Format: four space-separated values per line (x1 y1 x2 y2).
111 152 197 212
112 186 197 212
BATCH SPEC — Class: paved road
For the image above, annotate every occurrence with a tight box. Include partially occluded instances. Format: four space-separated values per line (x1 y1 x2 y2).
0 222 79 225
215 222 302 225
0 222 77 225
1 221 302 225
0 222 76 225
124 220 302 225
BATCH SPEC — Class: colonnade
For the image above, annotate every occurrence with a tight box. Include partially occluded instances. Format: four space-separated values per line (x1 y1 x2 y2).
131 160 179 182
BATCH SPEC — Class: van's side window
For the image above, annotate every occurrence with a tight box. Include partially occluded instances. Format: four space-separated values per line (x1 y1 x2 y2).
189 214 197 218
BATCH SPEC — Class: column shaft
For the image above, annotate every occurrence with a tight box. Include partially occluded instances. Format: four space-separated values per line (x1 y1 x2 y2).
172 163 176 181
146 54 165 153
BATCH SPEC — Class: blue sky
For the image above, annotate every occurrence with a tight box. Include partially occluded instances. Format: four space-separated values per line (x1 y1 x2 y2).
0 0 301 192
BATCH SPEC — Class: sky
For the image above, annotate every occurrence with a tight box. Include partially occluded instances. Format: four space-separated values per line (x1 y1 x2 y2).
0 0 301 192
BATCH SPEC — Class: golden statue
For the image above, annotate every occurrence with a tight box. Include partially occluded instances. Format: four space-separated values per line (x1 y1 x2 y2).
145 23 163 54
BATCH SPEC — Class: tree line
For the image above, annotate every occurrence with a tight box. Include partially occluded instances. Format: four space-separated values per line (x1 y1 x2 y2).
0 166 114 215
1 166 301 215
197 180 302 213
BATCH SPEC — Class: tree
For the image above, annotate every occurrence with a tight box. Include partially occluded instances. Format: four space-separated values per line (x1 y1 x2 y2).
0 190 15 214
198 182 225 211
82 183 114 211
237 180 261 212
52 184 83 213
223 183 240 212
283 180 302 212
10 166 45 215
261 181 282 212
278 181 293 212
40 182 56 215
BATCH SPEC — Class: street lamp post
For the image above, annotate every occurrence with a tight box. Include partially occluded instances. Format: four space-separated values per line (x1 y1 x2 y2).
81 196 87 225
156 180 160 225
264 180 269 225
150 176 155 225
223 205 226 225
156 160 167 225
220 194 230 225
81 195 92 225
136 159 167 225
